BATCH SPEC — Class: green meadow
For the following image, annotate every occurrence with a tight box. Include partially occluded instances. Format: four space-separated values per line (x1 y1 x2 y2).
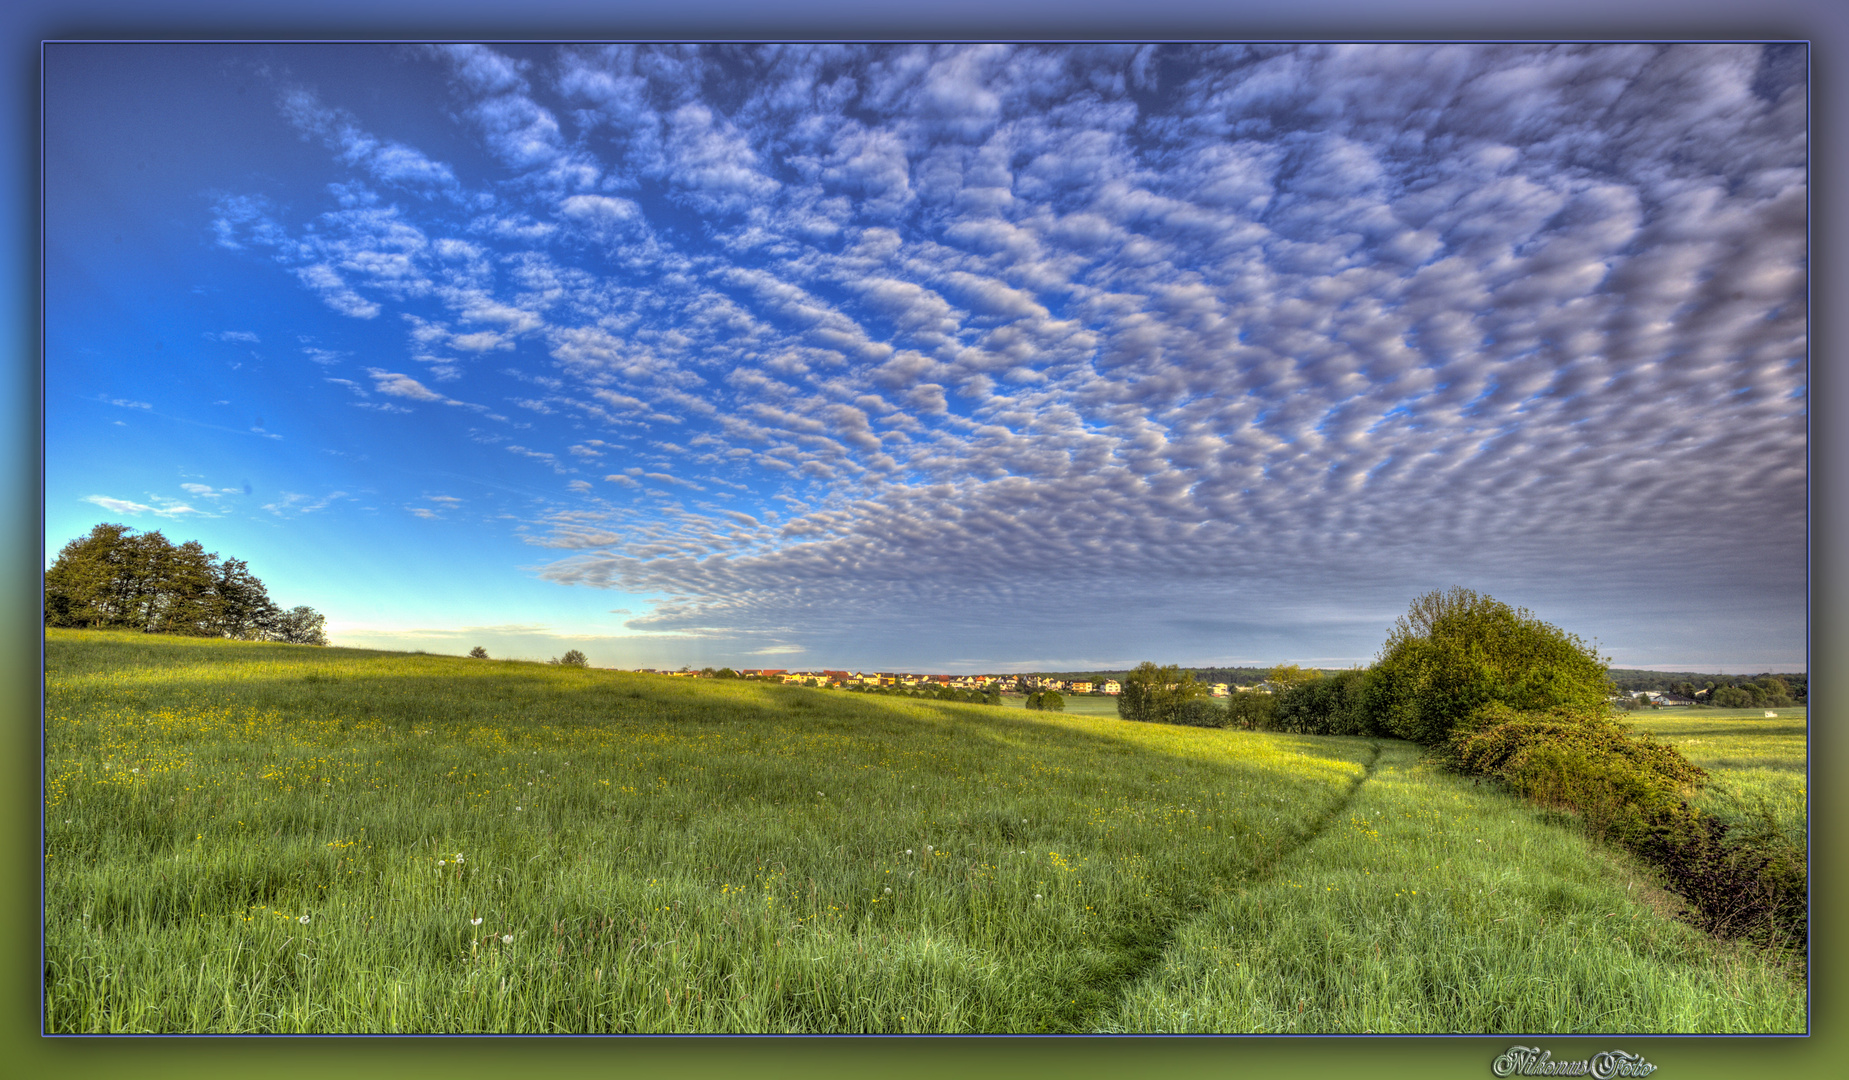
1001 693 1122 717
1628 710 1807 852
43 630 1803 1033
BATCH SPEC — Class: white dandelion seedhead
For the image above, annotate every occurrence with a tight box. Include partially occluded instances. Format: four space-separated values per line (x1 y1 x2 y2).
515 807 523 811
884 887 892 894
905 849 913 856
924 845 933 853
471 917 483 926
438 860 446 866
299 914 311 924
502 934 514 944
1034 894 1043 901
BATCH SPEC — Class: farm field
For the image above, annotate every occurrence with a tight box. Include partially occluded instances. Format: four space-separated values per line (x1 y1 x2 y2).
1627 710 1807 851
44 631 1804 1033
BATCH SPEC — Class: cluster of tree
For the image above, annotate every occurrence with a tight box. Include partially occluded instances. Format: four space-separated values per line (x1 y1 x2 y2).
548 650 589 667
1606 670 1806 707
1115 662 1225 726
1609 669 1807 703
1705 677 1797 708
1023 689 1065 711
45 523 326 645
1235 589 1613 741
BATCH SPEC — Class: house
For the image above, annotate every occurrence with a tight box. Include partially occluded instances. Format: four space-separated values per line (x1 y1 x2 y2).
1068 681 1092 694
1210 683 1229 697
1099 680 1121 695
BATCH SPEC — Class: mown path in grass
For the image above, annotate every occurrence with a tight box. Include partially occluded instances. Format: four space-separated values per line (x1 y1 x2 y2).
1104 740 1805 1033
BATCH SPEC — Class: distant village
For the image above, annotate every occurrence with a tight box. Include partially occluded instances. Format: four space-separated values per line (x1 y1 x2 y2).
627 668 1265 697
618 667 1805 708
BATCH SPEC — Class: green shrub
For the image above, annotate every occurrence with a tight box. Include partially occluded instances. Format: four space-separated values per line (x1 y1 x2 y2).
1363 587 1613 745
1447 702 1800 953
1223 691 1273 731
1174 697 1225 728
1268 668 1376 736
1025 690 1065 712
1117 662 1207 724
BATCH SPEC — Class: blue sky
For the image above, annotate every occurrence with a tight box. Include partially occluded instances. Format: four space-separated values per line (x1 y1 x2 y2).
43 42 1808 672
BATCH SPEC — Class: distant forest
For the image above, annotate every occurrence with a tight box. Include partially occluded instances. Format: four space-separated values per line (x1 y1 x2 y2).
44 523 327 645
1607 668 1806 704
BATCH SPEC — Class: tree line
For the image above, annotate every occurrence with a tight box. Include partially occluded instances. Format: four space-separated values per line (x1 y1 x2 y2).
45 523 327 645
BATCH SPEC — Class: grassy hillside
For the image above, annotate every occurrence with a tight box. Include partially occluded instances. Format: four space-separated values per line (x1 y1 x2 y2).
43 630 1803 1033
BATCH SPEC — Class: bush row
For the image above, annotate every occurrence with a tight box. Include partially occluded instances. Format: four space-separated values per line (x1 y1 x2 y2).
1445 703 1805 955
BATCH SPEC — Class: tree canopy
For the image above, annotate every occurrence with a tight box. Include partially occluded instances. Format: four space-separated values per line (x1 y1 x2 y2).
1363 587 1613 745
1117 661 1209 724
45 523 324 644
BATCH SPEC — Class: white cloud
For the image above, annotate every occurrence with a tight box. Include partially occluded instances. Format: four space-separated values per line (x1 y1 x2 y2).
364 368 446 402
211 43 1804 668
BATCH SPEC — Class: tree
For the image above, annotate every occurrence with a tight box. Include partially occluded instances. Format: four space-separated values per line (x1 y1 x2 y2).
45 523 149 629
1362 587 1613 745
1264 663 1320 695
469 646 489 659
1270 668 1375 735
1026 689 1064 712
1711 685 1753 708
270 605 328 646
1175 697 1225 727
715 667 739 679
1224 690 1274 731
550 649 589 668
45 523 308 639
1117 661 1207 724
211 556 280 640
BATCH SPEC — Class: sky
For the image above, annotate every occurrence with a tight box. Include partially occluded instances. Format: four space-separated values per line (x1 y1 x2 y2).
42 42 1808 673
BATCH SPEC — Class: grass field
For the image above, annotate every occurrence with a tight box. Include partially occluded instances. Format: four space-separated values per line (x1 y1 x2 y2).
1627 709 1807 852
43 631 1804 1033
1000 693 1123 717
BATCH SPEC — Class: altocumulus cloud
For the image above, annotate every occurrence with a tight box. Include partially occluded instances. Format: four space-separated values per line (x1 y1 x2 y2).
213 43 1805 667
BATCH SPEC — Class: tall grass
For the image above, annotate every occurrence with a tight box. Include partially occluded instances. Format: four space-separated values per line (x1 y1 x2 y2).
1109 742 1805 1033
44 631 1803 1033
